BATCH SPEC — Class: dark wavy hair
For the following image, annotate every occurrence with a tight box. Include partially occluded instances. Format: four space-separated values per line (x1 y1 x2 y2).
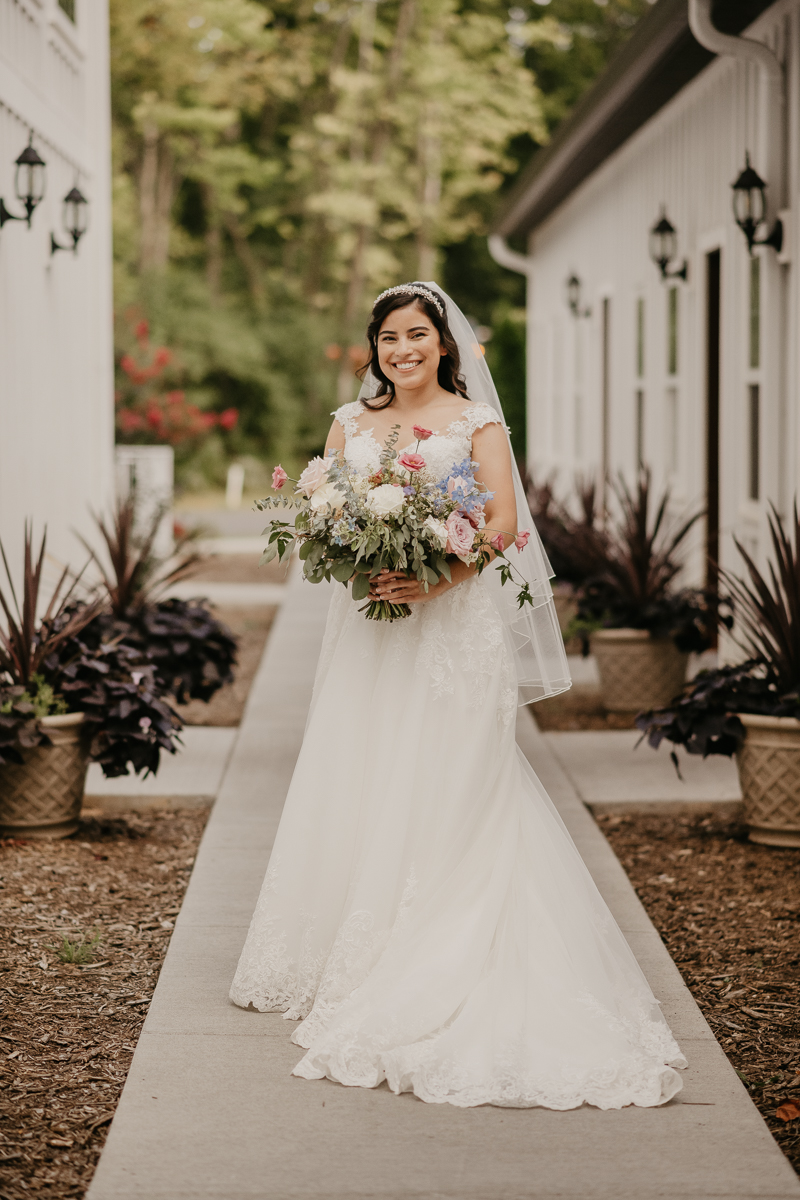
356 285 468 410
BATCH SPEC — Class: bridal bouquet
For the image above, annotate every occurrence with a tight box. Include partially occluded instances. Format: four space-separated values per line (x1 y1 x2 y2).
259 425 533 621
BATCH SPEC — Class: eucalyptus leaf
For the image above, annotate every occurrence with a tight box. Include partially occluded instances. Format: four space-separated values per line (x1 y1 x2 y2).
331 560 355 583
352 573 371 601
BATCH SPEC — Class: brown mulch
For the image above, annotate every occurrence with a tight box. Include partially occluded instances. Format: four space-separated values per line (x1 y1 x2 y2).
598 810 800 1173
0 807 209 1199
177 604 275 727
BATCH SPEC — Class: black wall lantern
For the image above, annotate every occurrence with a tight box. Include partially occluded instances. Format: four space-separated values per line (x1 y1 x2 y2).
51 184 89 255
566 272 591 318
0 135 46 229
649 207 688 281
731 152 783 255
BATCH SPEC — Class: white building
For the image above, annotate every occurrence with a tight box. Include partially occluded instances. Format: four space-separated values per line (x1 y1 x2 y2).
490 0 798 592
0 0 113 576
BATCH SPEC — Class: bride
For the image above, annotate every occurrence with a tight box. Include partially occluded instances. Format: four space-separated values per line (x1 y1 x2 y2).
230 282 686 1109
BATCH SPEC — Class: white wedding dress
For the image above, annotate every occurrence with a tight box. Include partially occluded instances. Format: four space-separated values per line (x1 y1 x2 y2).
230 399 687 1109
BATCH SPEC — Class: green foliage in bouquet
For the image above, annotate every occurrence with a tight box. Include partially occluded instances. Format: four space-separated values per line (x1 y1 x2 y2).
259 426 532 622
637 504 800 768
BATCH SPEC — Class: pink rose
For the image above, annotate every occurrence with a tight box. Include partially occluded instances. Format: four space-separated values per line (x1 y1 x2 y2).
297 455 330 496
514 529 531 551
272 465 288 490
490 533 505 553
445 512 475 558
397 452 425 473
413 425 434 441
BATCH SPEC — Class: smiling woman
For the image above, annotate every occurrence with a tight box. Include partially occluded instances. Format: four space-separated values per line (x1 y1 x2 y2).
230 282 687 1113
357 285 468 410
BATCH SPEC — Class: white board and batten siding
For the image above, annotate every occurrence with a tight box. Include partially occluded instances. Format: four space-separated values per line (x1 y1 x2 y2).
527 1 800 587
0 0 114 578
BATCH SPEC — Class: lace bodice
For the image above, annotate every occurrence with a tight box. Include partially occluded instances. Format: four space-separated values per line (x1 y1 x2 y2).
333 399 506 481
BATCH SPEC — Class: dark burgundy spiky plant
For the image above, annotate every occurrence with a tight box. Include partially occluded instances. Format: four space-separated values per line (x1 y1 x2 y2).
0 524 101 689
77 494 201 617
600 469 704 610
724 503 800 694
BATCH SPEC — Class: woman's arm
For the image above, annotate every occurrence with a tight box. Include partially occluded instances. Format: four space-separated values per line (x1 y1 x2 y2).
371 419 518 605
471 421 518 550
325 418 346 457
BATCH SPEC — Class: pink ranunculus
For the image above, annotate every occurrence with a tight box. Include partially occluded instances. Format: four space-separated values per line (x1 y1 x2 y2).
397 452 426 473
514 529 531 551
413 425 434 441
297 455 331 496
445 512 475 558
490 533 505 553
272 465 288 490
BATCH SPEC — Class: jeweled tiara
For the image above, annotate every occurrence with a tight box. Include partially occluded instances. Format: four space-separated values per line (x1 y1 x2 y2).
373 283 444 317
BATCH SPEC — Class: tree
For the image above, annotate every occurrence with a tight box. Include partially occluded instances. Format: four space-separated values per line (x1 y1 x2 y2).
108 0 650 481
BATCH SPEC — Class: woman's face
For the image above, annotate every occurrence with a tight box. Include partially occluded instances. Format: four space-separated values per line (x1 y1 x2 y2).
376 302 445 391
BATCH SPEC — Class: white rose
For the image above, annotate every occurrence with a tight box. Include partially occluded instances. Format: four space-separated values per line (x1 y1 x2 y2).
297 455 331 497
423 515 449 550
308 481 345 513
365 483 406 518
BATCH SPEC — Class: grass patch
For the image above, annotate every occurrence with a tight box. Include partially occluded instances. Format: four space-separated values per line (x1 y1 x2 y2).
56 931 102 965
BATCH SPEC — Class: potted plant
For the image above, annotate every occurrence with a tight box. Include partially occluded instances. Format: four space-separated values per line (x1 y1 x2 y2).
0 527 180 839
78 495 238 706
637 504 800 847
569 471 712 712
525 475 610 647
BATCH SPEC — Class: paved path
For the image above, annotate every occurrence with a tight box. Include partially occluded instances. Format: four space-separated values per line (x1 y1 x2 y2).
164 580 287 606
545 729 742 814
84 727 239 809
87 573 800 1200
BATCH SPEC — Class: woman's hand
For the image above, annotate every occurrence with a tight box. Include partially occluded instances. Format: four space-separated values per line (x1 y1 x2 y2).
368 568 451 605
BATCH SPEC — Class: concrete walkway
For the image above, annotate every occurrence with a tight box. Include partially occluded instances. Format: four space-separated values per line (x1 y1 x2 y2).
87 573 800 1200
84 726 239 810
545 729 742 815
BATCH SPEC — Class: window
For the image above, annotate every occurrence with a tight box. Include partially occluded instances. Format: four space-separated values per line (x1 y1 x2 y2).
573 322 583 459
748 384 760 500
635 300 645 471
601 297 611 498
749 256 760 370
58 0 76 21
667 286 678 376
666 386 679 475
574 390 583 459
636 297 645 379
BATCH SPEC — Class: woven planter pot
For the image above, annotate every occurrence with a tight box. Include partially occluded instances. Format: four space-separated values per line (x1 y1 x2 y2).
591 628 688 713
553 585 580 654
736 713 800 848
0 712 89 840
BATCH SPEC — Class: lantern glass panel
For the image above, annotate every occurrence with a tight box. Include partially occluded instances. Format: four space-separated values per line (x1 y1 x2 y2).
66 198 87 236
14 159 45 207
733 183 765 229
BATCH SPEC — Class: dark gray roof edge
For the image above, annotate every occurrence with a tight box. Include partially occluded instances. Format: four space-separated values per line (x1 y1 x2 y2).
493 0 772 240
